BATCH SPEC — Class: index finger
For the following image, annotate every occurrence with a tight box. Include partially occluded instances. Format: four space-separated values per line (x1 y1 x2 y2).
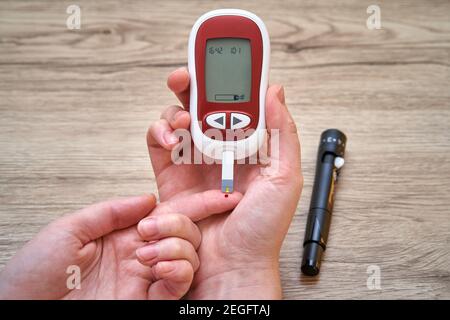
151 190 243 222
167 67 190 110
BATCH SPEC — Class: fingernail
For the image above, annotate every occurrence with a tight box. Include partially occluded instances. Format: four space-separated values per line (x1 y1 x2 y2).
136 244 159 261
163 131 178 145
277 85 285 104
139 218 158 237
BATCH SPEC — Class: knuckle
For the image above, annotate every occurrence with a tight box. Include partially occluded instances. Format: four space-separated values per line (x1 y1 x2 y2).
166 214 185 234
177 260 194 280
161 105 182 120
173 213 187 227
170 239 184 256
160 106 173 119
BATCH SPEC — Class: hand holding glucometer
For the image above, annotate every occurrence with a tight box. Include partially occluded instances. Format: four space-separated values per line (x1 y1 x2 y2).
187 9 348 278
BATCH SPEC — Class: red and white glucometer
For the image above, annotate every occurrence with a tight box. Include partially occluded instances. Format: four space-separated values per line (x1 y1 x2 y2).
188 9 270 193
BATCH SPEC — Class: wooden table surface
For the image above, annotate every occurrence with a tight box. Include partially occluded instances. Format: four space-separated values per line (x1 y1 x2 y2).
0 0 449 299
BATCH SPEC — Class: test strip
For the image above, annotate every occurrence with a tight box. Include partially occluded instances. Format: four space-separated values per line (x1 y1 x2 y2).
221 150 234 193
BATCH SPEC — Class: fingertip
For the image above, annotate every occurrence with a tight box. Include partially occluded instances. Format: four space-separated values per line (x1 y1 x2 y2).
266 86 281 127
148 119 179 151
137 217 158 240
201 189 243 210
135 247 148 265
268 84 284 103
277 85 285 104
225 191 244 203
170 110 191 130
212 189 243 201
266 84 293 132
265 85 300 170
146 194 157 207
154 190 243 222
137 194 157 216
130 194 157 209
167 67 190 93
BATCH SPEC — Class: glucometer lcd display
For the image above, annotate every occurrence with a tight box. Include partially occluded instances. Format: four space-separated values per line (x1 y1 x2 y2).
205 38 251 103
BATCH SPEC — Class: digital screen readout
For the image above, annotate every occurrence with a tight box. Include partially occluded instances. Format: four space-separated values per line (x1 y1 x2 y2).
205 38 251 103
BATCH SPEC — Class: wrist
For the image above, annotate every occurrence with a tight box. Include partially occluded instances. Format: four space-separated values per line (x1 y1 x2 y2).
187 261 282 300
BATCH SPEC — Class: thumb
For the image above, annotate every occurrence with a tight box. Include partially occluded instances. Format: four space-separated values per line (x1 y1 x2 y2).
149 190 243 222
265 85 301 174
63 194 157 244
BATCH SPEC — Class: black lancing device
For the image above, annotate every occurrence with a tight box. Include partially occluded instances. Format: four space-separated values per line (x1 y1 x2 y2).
301 129 347 276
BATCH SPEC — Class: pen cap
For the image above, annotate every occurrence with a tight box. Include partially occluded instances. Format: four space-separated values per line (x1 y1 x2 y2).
318 129 347 158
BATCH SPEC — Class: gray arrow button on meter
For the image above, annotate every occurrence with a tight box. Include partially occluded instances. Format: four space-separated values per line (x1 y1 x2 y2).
206 113 226 129
231 113 251 129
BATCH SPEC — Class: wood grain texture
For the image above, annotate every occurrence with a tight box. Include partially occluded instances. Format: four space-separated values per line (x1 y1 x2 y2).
0 0 449 299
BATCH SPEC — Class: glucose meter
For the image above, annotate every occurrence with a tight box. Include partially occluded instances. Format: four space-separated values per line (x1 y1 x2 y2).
188 9 270 193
